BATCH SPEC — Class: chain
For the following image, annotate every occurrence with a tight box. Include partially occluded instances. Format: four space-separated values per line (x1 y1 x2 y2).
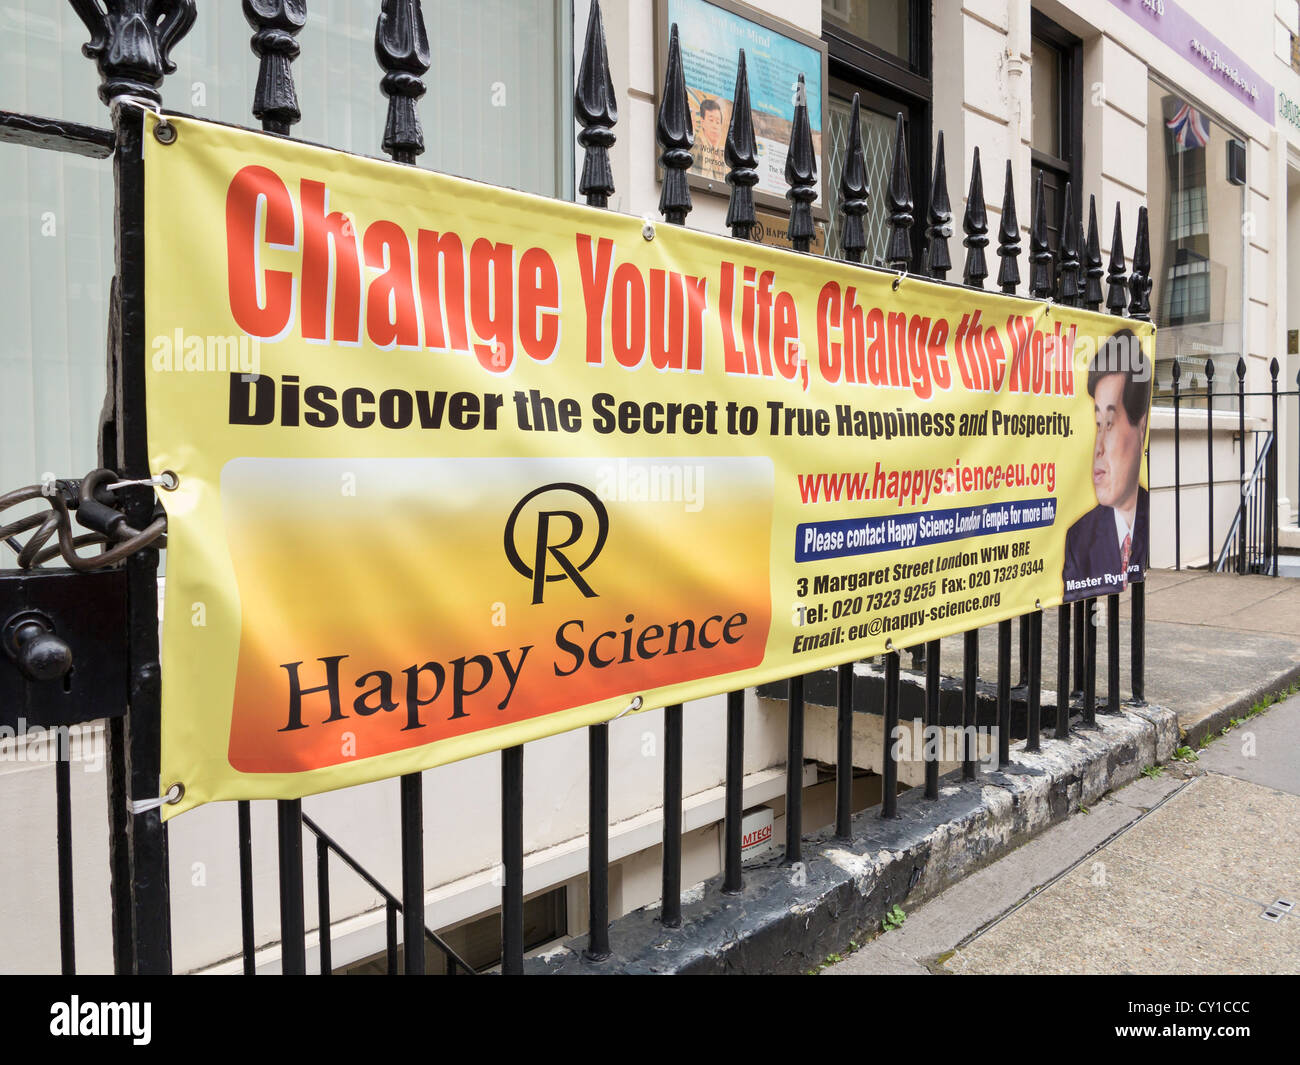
0 468 168 571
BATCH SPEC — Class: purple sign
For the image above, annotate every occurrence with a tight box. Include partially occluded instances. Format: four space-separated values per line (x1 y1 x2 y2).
1107 0 1274 123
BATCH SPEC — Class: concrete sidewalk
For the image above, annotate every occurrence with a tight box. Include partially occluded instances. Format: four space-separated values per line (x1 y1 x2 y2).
824 693 1300 975
932 568 1300 745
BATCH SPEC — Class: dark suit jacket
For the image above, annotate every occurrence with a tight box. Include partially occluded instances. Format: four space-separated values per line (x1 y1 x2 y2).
1062 487 1148 603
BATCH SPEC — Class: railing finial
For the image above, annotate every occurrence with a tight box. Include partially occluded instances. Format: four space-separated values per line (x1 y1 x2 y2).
785 74 817 252
245 1 306 135
375 0 431 164
924 131 952 280
1056 184 1079 305
575 0 618 209
1028 171 1052 299
1106 203 1127 315
961 147 988 289
885 113 913 272
1129 205 1152 322
837 93 869 264
71 0 197 109
724 49 758 240
1083 194 1104 311
656 24 694 225
1076 215 1088 310
996 160 1021 295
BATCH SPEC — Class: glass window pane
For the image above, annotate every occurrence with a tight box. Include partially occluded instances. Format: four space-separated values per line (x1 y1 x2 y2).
0 4 107 128
0 143 114 500
1 2 569 529
1030 37 1060 158
165 0 564 197
1146 79 1244 410
822 0 911 62
1 2 567 198
823 94 898 266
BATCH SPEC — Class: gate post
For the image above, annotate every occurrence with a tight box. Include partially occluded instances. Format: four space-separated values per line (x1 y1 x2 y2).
71 0 198 975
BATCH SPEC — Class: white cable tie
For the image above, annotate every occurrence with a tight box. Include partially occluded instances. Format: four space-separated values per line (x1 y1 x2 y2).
613 695 644 720
130 782 184 814
108 96 168 156
105 472 177 491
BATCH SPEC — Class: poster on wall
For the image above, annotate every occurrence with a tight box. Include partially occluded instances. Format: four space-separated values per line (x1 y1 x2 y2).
659 0 828 212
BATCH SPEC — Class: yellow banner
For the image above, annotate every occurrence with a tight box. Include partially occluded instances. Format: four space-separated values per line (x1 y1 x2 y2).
143 114 1154 816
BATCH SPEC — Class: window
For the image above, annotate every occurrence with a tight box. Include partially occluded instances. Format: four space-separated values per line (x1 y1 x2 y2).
0 1 572 499
1029 12 1082 259
821 0 913 64
823 82 916 265
344 885 567 974
821 0 931 267
1169 186 1209 241
1146 77 1245 407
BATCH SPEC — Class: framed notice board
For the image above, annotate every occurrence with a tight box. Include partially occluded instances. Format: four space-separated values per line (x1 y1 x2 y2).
654 0 830 219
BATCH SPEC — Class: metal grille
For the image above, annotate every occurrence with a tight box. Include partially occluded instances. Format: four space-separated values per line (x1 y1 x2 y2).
823 93 893 265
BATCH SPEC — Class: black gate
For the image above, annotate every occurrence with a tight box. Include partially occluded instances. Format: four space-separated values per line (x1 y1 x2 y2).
1 0 1158 975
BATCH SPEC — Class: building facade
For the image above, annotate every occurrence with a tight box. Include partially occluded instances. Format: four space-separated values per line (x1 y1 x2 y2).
2 0 1298 972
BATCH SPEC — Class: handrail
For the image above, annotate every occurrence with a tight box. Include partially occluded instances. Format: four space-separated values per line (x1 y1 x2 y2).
301 813 478 974
1215 431 1274 573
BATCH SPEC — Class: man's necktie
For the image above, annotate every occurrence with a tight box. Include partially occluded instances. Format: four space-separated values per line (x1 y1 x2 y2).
1120 532 1132 589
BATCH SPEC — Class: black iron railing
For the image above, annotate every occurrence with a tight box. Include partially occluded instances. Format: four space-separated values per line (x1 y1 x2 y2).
300 814 475 975
1214 432 1276 575
1163 356 1288 576
2 0 1168 976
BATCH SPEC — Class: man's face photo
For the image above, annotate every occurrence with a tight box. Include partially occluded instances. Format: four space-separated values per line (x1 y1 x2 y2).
700 101 723 147
1091 372 1145 515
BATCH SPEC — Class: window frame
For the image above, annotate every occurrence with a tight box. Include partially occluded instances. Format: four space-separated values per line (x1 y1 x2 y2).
1029 10 1083 253
823 0 932 267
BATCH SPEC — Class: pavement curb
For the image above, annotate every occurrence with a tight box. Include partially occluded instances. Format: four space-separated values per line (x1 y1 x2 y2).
526 702 1180 975
1176 661 1300 750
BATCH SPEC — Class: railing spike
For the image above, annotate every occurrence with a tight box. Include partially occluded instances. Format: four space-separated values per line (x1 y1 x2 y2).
885 112 913 272
1129 205 1152 322
837 93 869 263
1106 203 1127 315
785 74 817 252
1076 215 1088 309
575 0 618 209
1028 170 1052 299
375 0 430 164
725 49 758 240
1057 183 1079 305
656 24 693 225
924 131 952 280
71 0 197 108
1084 194 1104 311
996 159 1021 294
244 1 306 135
961 147 988 288
1271 356 1280 379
